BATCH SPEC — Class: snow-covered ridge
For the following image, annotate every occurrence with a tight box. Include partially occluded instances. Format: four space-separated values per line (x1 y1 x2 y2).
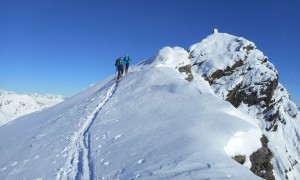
0 50 265 179
0 89 65 126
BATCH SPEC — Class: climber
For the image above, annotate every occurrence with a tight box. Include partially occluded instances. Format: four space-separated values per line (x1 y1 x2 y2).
123 54 131 73
115 57 124 81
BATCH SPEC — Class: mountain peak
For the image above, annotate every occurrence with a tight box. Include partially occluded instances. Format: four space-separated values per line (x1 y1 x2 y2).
190 32 300 179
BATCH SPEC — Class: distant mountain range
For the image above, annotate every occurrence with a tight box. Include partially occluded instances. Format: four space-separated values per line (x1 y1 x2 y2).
0 89 65 126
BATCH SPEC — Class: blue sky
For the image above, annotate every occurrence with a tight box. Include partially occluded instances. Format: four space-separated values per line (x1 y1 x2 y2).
0 0 299 103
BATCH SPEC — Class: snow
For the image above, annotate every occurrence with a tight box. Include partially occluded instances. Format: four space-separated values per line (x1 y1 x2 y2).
143 46 191 69
0 90 65 126
0 50 263 179
57 83 117 180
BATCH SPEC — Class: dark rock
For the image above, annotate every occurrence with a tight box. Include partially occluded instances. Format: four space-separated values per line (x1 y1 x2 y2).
264 110 284 131
233 155 246 165
208 69 224 84
261 77 278 107
178 64 194 82
250 135 274 180
192 60 205 67
243 44 255 54
226 83 242 107
226 76 279 129
262 58 268 63
226 85 258 108
207 60 244 85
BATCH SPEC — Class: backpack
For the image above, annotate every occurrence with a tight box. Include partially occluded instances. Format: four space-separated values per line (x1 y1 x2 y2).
115 58 122 67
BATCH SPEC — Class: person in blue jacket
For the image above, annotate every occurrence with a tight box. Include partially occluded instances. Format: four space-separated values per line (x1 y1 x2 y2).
123 54 131 73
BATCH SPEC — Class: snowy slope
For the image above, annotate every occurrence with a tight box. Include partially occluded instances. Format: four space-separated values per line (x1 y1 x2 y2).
0 49 264 179
190 31 300 179
0 90 65 126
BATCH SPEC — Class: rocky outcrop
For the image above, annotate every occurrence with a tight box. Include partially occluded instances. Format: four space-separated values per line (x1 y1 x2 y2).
178 64 194 82
231 135 274 179
226 75 278 109
189 32 300 179
250 135 274 180
206 60 244 85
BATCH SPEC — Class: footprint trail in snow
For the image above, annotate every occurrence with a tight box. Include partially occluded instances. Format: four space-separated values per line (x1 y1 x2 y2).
56 83 118 180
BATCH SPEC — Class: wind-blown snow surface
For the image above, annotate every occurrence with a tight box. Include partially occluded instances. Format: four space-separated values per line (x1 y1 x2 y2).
0 90 65 126
0 53 262 179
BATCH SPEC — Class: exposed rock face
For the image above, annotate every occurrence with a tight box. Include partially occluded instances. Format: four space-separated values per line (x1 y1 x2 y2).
250 135 274 180
189 32 300 179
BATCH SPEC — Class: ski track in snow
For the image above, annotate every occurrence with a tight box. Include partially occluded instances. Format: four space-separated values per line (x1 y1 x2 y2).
56 82 118 180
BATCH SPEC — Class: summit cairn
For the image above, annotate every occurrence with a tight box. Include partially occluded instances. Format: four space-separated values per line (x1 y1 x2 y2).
213 28 219 34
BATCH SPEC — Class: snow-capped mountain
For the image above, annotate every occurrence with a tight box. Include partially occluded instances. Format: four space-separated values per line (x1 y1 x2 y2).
1 49 266 179
0 89 65 126
0 30 299 179
189 30 300 179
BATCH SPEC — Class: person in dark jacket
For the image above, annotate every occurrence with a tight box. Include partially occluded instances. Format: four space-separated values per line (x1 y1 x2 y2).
115 57 124 81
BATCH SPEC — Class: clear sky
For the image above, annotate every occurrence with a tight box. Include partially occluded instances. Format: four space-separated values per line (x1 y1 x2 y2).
0 0 299 104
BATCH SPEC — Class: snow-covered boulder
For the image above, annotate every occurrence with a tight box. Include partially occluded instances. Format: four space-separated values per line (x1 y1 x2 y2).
145 46 190 68
141 46 194 81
